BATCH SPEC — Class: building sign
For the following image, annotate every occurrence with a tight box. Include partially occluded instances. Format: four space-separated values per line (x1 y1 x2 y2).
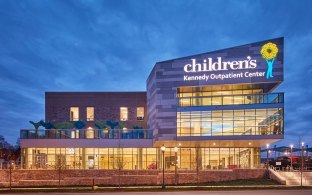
180 38 283 85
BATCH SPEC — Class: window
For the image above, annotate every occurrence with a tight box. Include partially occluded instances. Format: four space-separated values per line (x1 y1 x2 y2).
137 107 144 121
70 107 79 121
120 107 128 121
86 127 94 139
86 107 94 121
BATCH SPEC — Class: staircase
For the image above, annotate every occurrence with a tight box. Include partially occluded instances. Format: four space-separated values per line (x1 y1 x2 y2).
274 171 312 186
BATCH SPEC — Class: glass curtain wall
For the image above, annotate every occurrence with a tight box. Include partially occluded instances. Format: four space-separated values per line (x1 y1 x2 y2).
177 108 283 136
21 147 260 170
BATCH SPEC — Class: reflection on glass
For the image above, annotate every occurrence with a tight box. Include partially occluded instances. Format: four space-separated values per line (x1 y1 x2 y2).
22 147 260 170
177 108 283 137
178 93 284 107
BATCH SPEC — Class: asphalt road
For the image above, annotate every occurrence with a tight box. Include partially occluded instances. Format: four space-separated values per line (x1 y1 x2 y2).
1 190 312 195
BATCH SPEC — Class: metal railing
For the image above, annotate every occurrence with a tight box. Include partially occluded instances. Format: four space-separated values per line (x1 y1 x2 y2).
177 127 284 137
177 93 284 107
20 129 153 139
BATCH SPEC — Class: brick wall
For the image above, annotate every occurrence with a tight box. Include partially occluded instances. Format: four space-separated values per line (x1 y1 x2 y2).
0 169 266 187
45 92 147 129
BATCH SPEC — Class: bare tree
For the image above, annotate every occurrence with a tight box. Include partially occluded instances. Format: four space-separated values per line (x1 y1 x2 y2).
55 154 66 186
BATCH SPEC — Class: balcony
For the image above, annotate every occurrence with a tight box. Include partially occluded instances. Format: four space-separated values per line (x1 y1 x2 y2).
20 129 153 139
177 93 284 107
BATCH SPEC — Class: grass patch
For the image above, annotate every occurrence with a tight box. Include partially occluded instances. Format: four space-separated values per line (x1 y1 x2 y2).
197 178 280 186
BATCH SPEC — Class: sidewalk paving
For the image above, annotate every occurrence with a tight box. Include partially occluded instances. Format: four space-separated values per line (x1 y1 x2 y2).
1 185 312 193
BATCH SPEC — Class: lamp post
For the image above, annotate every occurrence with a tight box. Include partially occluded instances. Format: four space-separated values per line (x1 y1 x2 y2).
174 146 178 185
266 144 270 169
301 142 304 187
160 145 166 189
290 144 293 171
9 161 12 190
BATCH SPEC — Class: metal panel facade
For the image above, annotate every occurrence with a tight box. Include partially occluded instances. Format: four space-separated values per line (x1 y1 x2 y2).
147 38 284 141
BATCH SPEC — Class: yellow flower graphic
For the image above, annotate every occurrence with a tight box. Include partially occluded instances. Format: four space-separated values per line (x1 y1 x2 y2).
261 42 278 60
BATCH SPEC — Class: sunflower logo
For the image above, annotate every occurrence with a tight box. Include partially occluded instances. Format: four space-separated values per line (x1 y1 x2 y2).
261 42 278 79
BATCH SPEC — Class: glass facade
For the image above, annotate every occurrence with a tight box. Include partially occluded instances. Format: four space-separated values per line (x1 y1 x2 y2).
176 85 284 137
21 147 260 170
177 108 283 136
178 93 283 107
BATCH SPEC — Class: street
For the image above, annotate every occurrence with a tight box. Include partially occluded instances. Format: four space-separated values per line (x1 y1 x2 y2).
1 190 312 195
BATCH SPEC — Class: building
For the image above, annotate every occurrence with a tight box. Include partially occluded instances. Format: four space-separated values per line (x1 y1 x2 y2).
20 38 284 170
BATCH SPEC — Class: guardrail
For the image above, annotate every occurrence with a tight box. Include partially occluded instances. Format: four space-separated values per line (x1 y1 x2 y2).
20 129 153 139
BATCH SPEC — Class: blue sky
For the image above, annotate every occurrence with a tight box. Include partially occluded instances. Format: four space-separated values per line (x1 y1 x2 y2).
0 0 311 148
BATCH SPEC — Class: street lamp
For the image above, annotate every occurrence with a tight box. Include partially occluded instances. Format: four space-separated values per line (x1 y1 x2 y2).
160 145 166 189
290 144 293 171
301 142 304 187
174 146 179 185
9 161 13 190
266 144 270 169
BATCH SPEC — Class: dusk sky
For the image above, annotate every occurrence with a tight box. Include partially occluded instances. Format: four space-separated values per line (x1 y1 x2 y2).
0 0 311 148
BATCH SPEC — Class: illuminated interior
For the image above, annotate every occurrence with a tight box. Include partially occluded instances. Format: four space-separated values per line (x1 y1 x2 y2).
21 147 260 170
120 107 128 121
70 107 79 121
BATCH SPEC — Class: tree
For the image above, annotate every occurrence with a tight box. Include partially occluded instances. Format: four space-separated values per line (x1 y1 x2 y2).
106 120 119 129
0 135 14 160
29 120 43 129
74 120 85 129
55 154 66 186
39 120 54 129
53 122 74 129
95 121 107 129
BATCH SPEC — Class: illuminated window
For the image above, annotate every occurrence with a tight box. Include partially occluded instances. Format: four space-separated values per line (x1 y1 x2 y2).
86 107 94 121
120 107 128 121
137 107 144 121
70 107 79 121
86 127 94 139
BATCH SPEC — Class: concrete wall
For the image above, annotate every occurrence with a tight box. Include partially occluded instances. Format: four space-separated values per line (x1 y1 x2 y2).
0 169 266 187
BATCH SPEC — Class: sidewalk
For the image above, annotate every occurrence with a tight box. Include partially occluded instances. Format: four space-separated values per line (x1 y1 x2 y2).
1 185 312 193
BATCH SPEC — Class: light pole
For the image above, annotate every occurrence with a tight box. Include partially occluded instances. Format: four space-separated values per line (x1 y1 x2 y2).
9 161 13 190
174 146 178 185
160 145 166 189
301 142 304 187
290 144 293 171
266 144 270 169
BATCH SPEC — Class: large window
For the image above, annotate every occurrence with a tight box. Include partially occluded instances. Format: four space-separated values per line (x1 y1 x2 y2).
70 107 79 121
137 107 144 121
22 147 260 170
120 107 128 121
176 85 285 107
86 107 94 121
177 108 283 136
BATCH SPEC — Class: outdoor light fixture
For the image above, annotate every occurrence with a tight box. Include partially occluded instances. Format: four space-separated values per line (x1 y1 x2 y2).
160 145 166 189
266 144 270 169
290 144 293 170
174 146 179 185
301 142 304 186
